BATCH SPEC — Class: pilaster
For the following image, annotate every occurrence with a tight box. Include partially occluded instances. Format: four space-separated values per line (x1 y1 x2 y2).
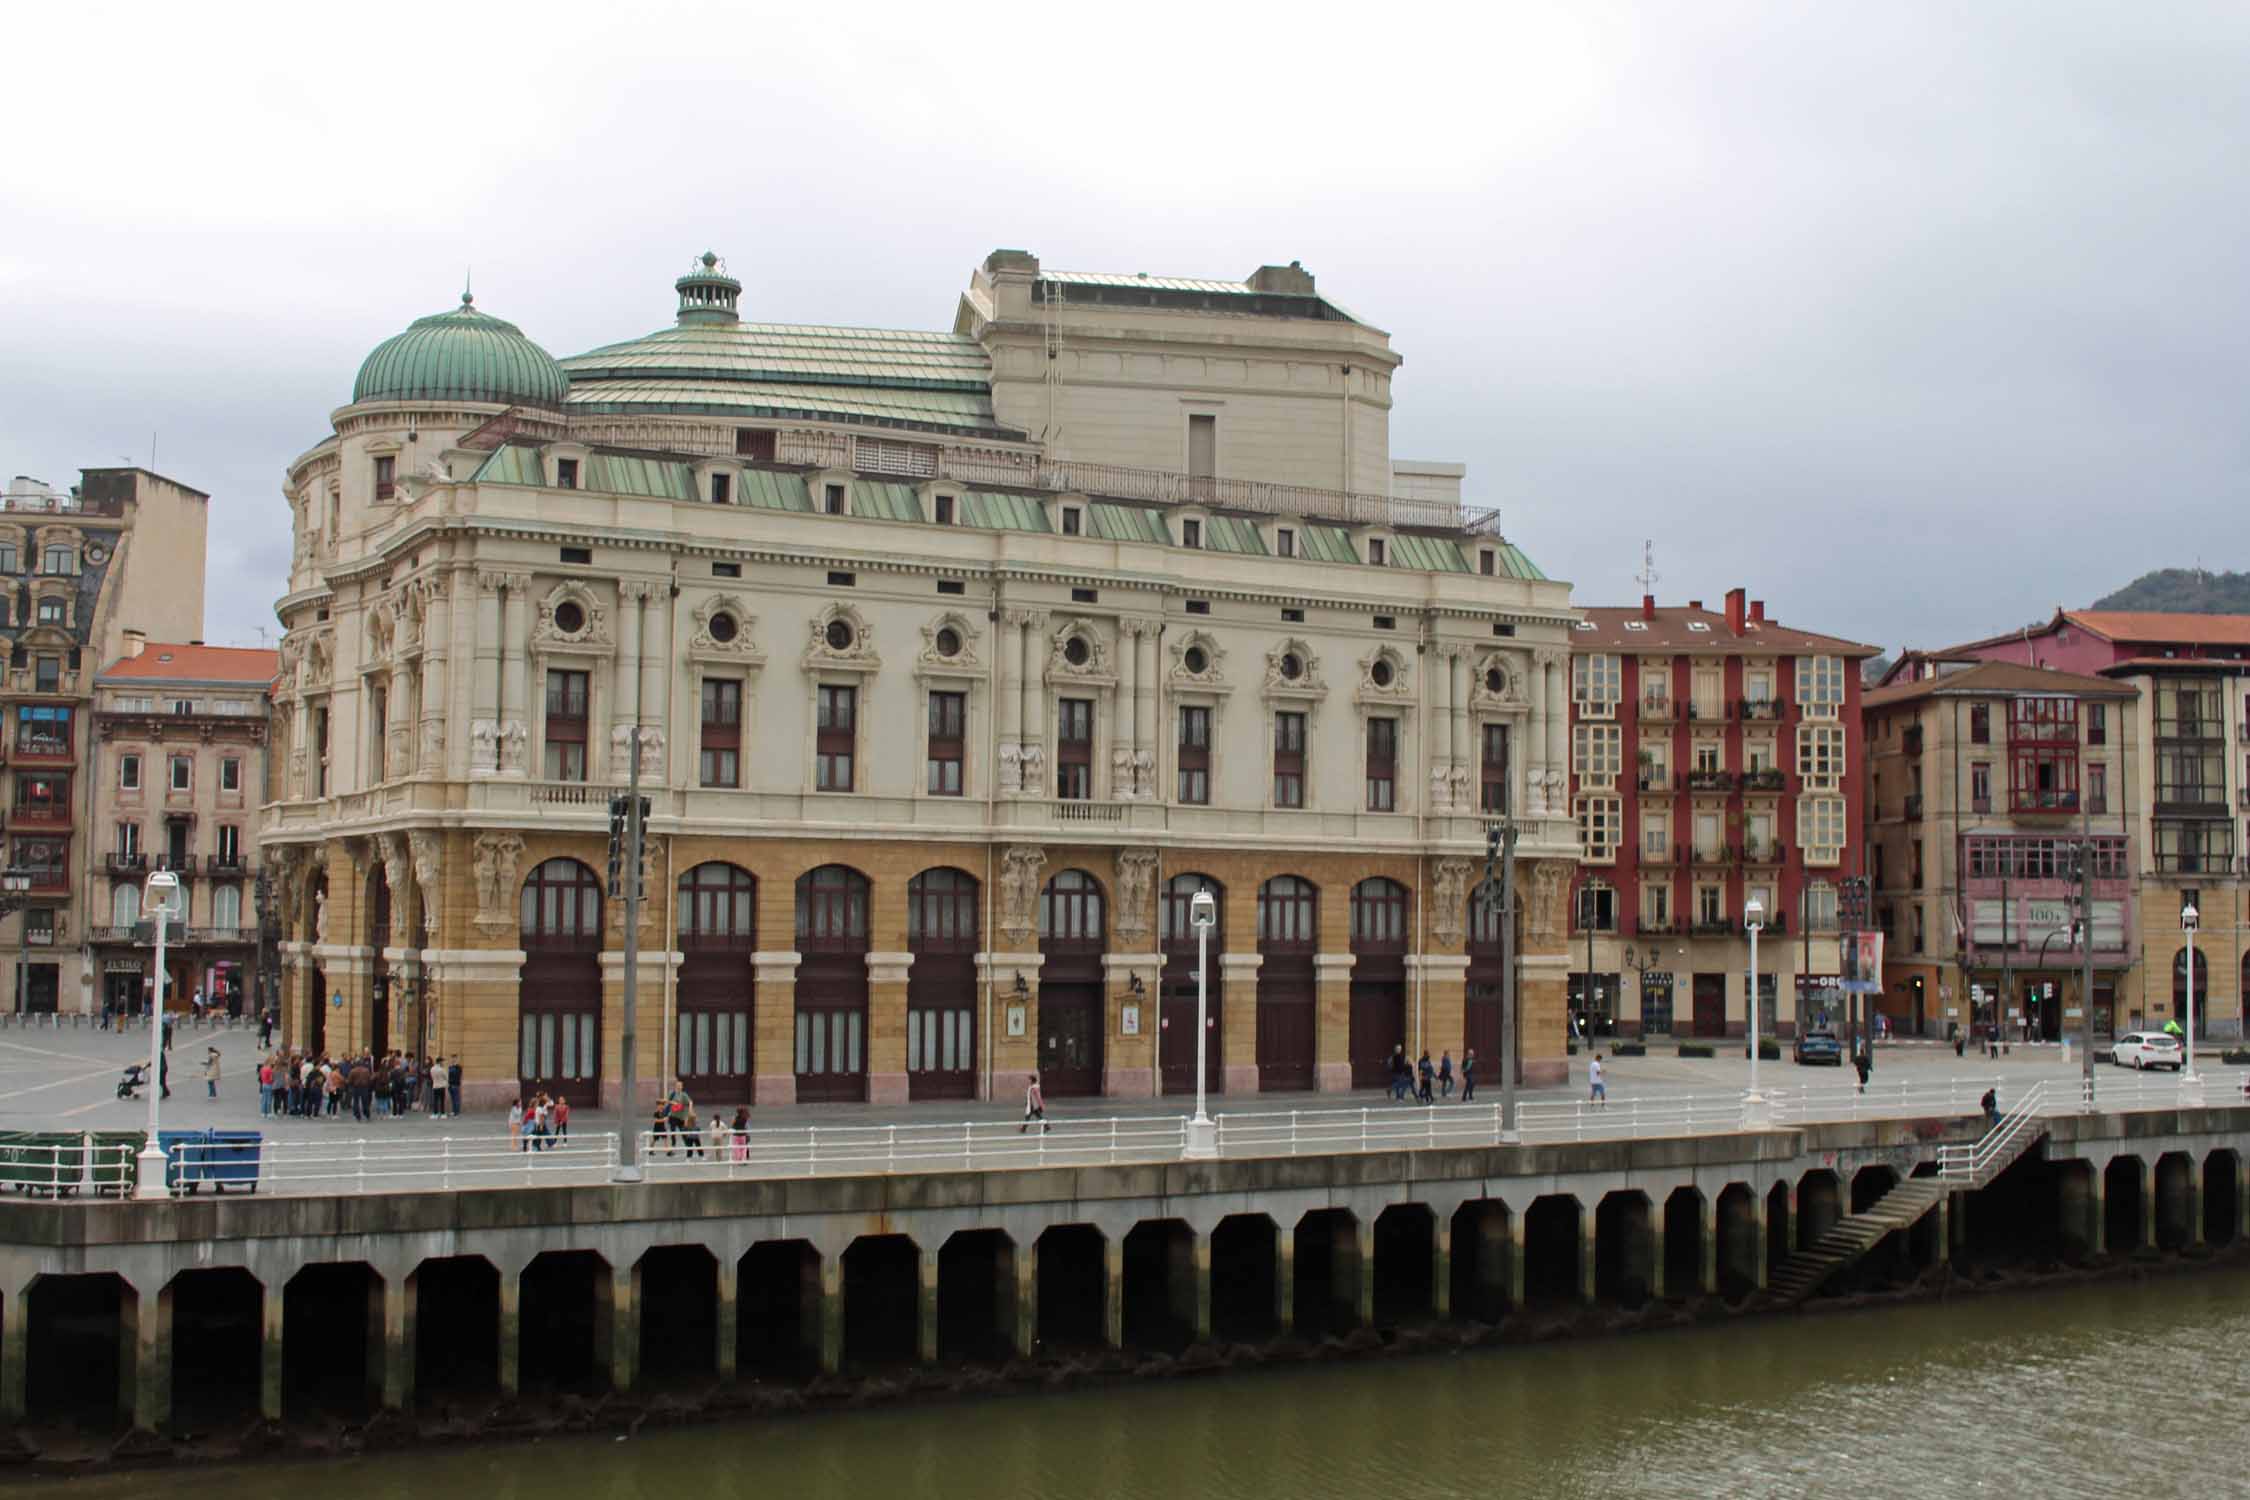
1102 952 1163 1098
1219 952 1262 1095
1313 953 1356 1093
751 951 802 1107
865 951 915 1106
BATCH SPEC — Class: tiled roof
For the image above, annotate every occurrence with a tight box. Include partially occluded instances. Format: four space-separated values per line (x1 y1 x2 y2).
1572 606 1881 656
2065 610 2250 648
1864 659 2136 709
99 644 278 684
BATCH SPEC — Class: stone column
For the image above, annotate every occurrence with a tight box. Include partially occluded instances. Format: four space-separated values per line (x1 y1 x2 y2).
917 1244 940 1364
1578 1207 1597 1305
1429 645 1452 805
500 577 530 776
979 951 1045 1093
1698 1196 1718 1296
2188 1160 2207 1248
2086 1168 2108 1257
1012 1238 1038 1358
1450 650 1472 782
260 1279 285 1422
448 563 478 779
1133 625 1157 801
1102 952 1162 1099
865 951 914 1106
472 572 504 774
600 950 675 1116
613 584 644 783
752 952 801 1107
642 584 671 783
610 1263 639 1394
1409 955 1469 1073
1103 1236 1125 1350
1220 952 1263 1095
1019 614 1047 793
1353 1216 1375 1327
1313 953 1356 1093
998 611 1025 791
1750 1193 1770 1290
714 1256 738 1381
817 1256 844 1376
418 580 450 782
131 1278 171 1432
381 1271 415 1411
1276 1223 1295 1334
1113 624 1138 800
0 1278 27 1420
1432 1211 1453 1318
497 1269 522 1395
1545 655 1567 794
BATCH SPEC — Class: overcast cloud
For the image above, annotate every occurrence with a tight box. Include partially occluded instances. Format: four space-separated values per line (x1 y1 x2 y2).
3 1 2244 656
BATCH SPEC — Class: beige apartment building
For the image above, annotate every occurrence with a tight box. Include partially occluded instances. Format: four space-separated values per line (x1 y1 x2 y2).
264 251 1581 1111
85 643 278 1017
0 470 209 1013
1863 657 2139 1039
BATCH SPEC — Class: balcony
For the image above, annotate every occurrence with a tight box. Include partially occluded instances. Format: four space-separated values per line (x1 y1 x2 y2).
1971 797 1992 815
2154 795 2229 818
1636 917 1678 936
1739 698 1784 723
153 854 198 876
1905 794 1924 821
1741 838 1785 865
10 800 68 830
1685 769 1736 793
1689 919 1738 939
2154 717 2224 744
1635 771 1673 793
1691 844 1734 867
1640 841 1670 863
1638 696 1675 722
1742 768 1787 793
20 865 66 893
11 734 72 765
2010 790 2080 815
6 669 81 697
207 854 249 877
2152 853 2238 876
104 851 148 875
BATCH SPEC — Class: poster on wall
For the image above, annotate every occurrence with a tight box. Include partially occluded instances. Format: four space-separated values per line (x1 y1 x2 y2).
1840 931 1884 993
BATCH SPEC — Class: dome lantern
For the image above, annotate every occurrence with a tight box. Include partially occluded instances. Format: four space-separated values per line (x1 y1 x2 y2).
351 291 569 409
675 250 742 326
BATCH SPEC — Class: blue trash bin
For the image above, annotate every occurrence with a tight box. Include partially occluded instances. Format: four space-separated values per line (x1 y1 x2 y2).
158 1129 209 1192
200 1130 263 1194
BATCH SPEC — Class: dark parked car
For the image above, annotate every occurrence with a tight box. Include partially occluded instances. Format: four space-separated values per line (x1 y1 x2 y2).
1793 1029 1843 1066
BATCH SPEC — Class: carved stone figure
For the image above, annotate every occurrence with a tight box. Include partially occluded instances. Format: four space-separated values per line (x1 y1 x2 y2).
1432 858 1473 945
472 832 526 935
1430 764 1454 809
1133 748 1155 799
1448 765 1472 806
1110 747 1135 799
379 832 413 922
609 723 637 778
471 720 499 773
1000 846 1046 943
314 890 330 947
637 727 665 777
421 718 445 768
1018 742 1045 789
998 742 1023 794
385 722 411 777
408 829 442 909
497 721 528 773
1526 860 1570 942
1113 849 1158 939
288 747 308 798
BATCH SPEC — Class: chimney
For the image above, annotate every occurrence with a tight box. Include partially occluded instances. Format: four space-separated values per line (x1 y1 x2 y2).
124 629 146 658
1725 588 1747 637
1641 594 1656 622
1687 599 1703 612
1749 599 1766 623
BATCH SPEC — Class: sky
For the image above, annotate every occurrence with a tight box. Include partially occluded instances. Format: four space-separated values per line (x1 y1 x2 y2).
3 1 2245 657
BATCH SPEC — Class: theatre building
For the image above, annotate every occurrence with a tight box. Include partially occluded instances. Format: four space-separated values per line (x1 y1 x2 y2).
263 250 1583 1109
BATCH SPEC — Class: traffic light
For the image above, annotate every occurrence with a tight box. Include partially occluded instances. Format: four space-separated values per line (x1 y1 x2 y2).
607 794 628 899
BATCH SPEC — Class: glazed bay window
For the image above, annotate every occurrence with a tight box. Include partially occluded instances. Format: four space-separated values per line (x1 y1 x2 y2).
543 670 589 782
1273 711 1306 808
14 706 69 758
1796 723 1845 789
1800 794 1846 865
1365 717 1397 811
1176 705 1211 805
1796 654 1845 714
1572 653 1621 717
1576 795 1622 861
1572 722 1623 785
1480 722 1510 813
927 690 966 796
699 677 741 788
816 684 857 791
1055 698 1093 800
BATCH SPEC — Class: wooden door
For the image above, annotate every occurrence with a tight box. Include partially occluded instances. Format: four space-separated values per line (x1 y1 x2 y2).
1159 975 1221 1096
518 858 603 1102
908 870 978 1101
1464 979 1503 1076
1039 983 1103 1096
676 862 756 1106
1692 973 1728 1038
1349 980 1406 1089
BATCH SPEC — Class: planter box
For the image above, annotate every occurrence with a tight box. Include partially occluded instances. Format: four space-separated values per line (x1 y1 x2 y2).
1745 1041 1781 1061
1611 1043 1647 1057
1678 1043 1715 1059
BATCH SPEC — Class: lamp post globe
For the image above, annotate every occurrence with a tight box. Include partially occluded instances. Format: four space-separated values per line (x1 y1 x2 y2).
135 869 184 1200
1184 887 1219 1159
2181 904 2202 1101
1743 896 1768 1128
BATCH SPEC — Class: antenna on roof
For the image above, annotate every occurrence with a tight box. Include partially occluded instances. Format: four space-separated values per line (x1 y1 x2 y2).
1635 539 1659 597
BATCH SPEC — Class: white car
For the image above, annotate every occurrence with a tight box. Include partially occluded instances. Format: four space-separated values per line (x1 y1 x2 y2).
2112 1031 2185 1071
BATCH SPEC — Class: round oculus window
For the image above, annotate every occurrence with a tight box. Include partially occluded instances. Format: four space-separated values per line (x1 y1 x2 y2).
707 611 738 644
1485 667 1506 695
934 626 962 658
553 600 586 635
1279 653 1303 681
1063 636 1091 667
825 618 855 651
1371 658 1395 688
1183 646 1208 674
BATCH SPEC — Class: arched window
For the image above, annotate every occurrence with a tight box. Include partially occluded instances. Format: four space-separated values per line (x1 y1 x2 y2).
1039 870 1105 944
795 865 869 949
1468 879 1509 952
2174 945 2208 1019
907 868 979 951
1161 873 1224 947
677 861 755 947
1351 877 1410 950
211 885 242 930
520 858 602 947
1257 876 1318 948
111 884 140 928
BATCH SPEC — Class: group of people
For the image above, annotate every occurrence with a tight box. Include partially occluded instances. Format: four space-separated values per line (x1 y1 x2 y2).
1387 1046 1479 1105
255 1051 464 1120
508 1093 571 1150
648 1080 754 1160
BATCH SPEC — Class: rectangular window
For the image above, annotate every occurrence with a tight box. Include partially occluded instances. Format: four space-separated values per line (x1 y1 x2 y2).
556 458 579 489
1572 723 1623 782
33 656 58 692
736 428 777 461
934 494 955 525
1060 507 1081 536
2088 762 2108 814
1796 723 1845 787
1800 794 1847 864
1274 711 1306 808
1277 528 1296 558
14 705 71 757
1056 697 1093 800
1912 905 1927 953
1177 705 1211 805
710 472 731 505
1796 654 1845 713
1187 412 1217 479
1971 761 1992 813
119 753 141 791
1642 813 1669 859
168 755 191 792
117 822 141 857
2010 745 2080 811
373 455 395 502
1365 717 1397 811
1369 538 1387 567
2086 703 2106 745
1480 549 1496 576
1572 653 1622 714
1576 795 1622 860
1698 886 1723 926
823 484 846 515
816 684 856 791
35 599 64 627
543 669 589 782
314 707 329 796
1481 722 1510 813
0 544 16 572
1970 704 1991 744
219 757 241 793
927 691 966 796
1911 840 1925 888
699 677 741 788
216 824 242 864
1642 883 1670 926
1182 519 1202 549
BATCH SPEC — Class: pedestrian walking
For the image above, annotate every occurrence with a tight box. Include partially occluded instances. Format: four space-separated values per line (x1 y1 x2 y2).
1588 1052 1607 1108
1019 1072 1049 1133
202 1046 220 1100
729 1105 750 1163
1389 1045 1412 1103
258 1057 275 1116
1852 1038 1872 1094
1980 1086 1999 1126
257 1009 273 1049
508 1099 524 1151
1416 1051 1435 1105
447 1058 463 1117
429 1056 447 1118
1460 1049 1477 1103
1438 1050 1455 1099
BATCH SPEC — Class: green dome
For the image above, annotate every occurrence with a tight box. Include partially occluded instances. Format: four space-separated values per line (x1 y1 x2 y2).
352 292 569 409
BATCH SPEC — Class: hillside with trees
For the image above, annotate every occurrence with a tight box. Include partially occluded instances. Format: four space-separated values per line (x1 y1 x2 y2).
2091 569 2250 613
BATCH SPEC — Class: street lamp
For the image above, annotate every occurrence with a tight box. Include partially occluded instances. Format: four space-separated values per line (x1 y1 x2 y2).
2181 904 2202 1103
135 869 183 1200
1743 895 1768 1128
1183 886 1218 1159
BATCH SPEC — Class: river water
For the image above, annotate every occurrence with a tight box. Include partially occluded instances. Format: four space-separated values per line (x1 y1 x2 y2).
27 1272 2247 1499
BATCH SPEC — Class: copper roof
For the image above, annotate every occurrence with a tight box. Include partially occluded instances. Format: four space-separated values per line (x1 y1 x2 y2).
1863 659 2135 709
1572 605 1880 657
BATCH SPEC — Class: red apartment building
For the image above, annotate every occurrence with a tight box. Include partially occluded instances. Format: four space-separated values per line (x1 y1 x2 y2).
1568 588 1880 1038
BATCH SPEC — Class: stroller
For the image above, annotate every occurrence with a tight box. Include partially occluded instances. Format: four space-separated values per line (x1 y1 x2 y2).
118 1063 149 1100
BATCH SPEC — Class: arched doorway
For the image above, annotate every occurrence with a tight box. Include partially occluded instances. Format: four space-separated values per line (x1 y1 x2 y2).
795 866 869 1103
1465 879 1510 1080
518 858 603 1102
1159 874 1224 1095
1350 878 1410 1088
1038 870 1105 1097
1255 876 1317 1091
676 862 755 1105
906 869 978 1100
366 865 392 1059
2173 946 2208 1037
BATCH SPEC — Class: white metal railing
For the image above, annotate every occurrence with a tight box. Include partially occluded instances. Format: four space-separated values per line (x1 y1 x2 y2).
1939 1082 2049 1184
0 1133 619 1199
633 1116 1188 1178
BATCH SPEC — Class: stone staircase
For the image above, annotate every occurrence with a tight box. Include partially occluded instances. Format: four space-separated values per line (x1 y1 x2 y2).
1766 1086 2050 1307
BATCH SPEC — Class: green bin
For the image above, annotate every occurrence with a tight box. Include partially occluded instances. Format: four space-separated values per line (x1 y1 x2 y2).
88 1132 144 1196
0 1132 86 1196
